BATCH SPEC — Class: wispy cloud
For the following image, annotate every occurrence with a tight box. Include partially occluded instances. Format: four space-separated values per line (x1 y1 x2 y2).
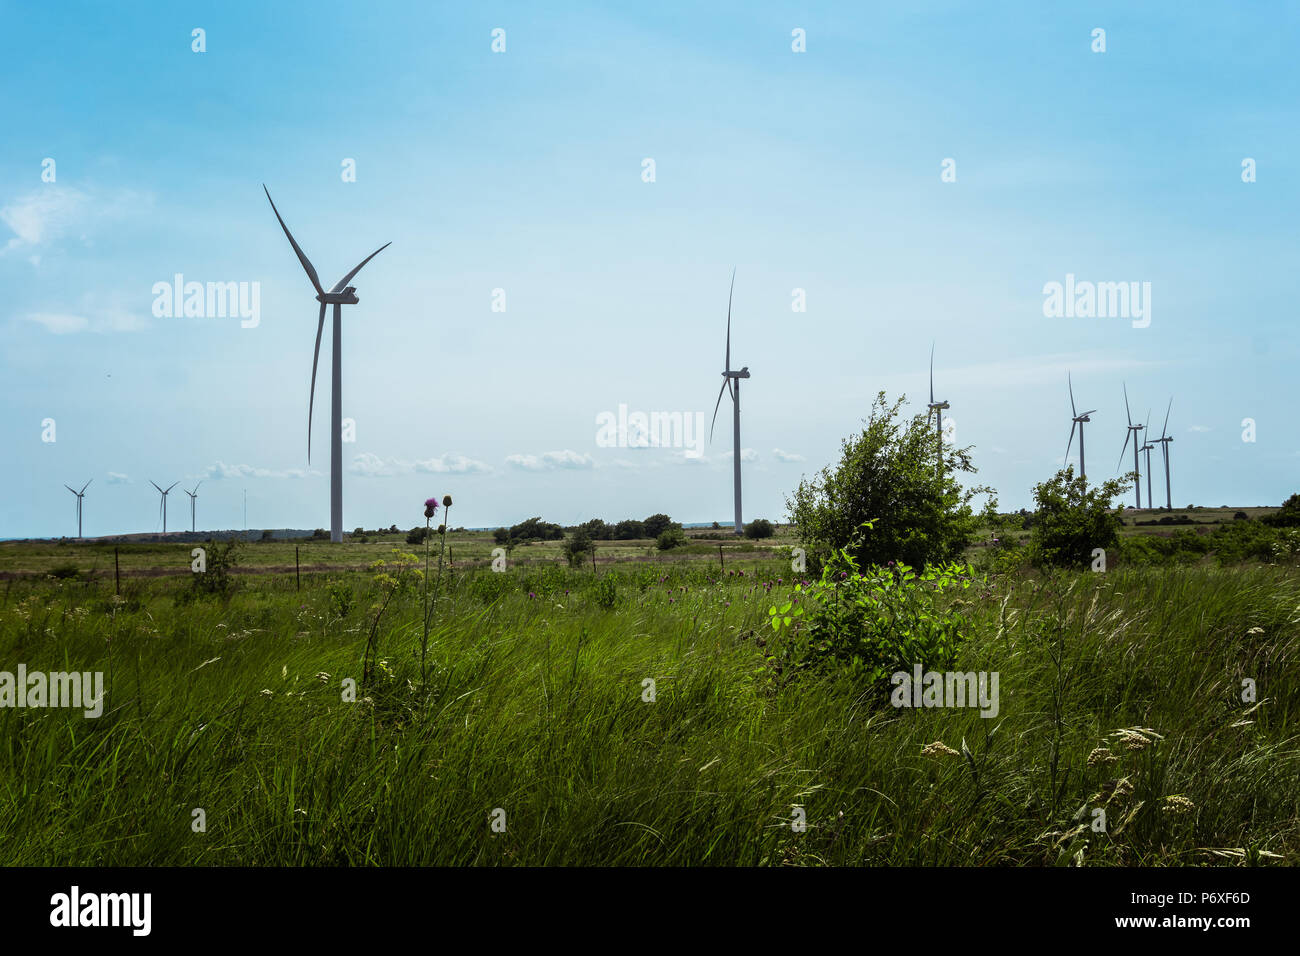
1 186 152 258
506 450 595 471
1188 424 1211 433
105 472 130 484
17 303 147 335
349 453 492 477
772 448 805 462
202 461 314 480
721 448 758 462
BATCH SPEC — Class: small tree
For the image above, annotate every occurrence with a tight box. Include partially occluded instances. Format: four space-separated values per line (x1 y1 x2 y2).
406 526 429 545
1028 467 1130 570
656 527 687 550
643 514 676 538
787 392 988 571
1263 493 1300 528
563 527 595 567
744 518 775 539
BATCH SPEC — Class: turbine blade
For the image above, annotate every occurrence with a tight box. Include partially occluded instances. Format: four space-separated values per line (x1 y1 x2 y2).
1065 421 1077 461
930 342 935 405
1123 382 1133 426
64 484 77 494
194 480 202 494
1117 430 1132 471
710 377 729 442
308 301 326 462
150 480 162 493
165 482 179 493
80 479 92 494
725 268 735 372
329 242 392 295
1160 397 1172 440
263 186 324 296
1068 372 1077 418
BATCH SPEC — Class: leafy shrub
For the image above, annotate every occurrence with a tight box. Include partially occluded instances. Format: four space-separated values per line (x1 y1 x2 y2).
656 527 687 551
47 563 79 580
406 526 429 545
744 518 775 539
1263 493 1300 528
563 528 594 567
492 527 510 545
187 538 240 598
787 392 988 572
325 579 355 618
1028 468 1130 570
767 534 974 693
592 573 618 609
614 519 645 540
643 514 676 539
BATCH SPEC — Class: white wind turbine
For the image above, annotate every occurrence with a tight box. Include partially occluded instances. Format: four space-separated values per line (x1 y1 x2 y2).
264 186 391 543
150 481 178 534
64 479 91 538
709 269 750 535
184 481 202 532
1151 398 1174 510
926 343 951 476
1064 373 1096 481
1117 383 1145 508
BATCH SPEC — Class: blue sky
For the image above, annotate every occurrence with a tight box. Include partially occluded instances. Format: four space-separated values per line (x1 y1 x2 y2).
2 1 1297 538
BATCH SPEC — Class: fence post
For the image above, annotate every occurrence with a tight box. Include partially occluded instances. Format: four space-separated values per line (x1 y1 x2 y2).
296 546 300 591
115 547 120 595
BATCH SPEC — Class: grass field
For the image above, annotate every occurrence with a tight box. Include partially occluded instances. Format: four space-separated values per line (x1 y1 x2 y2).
1 523 1297 866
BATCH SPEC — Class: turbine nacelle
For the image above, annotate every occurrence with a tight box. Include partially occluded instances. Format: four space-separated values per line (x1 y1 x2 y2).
724 367 751 379
317 287 359 305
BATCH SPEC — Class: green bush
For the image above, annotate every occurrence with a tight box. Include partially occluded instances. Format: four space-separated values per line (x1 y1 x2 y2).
592 573 618 609
656 527 687 551
563 528 595 567
1028 468 1130 570
786 392 987 572
1263 493 1300 528
743 518 774 539
406 526 429 545
767 535 974 693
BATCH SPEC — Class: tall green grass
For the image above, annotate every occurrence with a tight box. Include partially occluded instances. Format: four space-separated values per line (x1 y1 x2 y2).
0 559 1296 865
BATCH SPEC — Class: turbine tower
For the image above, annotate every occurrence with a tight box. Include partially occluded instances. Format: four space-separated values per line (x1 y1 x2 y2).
1152 398 1174 510
1117 383 1145 508
64 479 91 538
1064 372 1096 481
264 185 391 543
184 481 202 532
709 269 750 535
926 343 950 476
150 481 178 534
1139 410 1155 509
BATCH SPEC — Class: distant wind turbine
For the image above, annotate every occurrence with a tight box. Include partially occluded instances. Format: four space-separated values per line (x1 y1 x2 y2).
1117 383 1145 508
1139 410 1155 508
1151 398 1174 510
64 480 91 538
709 269 750 535
264 185 391 543
1064 373 1096 481
184 481 202 532
150 481 178 534
926 343 951 476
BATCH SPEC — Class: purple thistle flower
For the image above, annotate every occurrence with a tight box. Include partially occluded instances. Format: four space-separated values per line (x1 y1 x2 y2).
424 498 439 519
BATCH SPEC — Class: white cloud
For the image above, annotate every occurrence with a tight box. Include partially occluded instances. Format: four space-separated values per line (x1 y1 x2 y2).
721 448 758 462
0 187 89 254
202 461 313 480
772 448 805 462
506 450 595 471
349 453 491 477
20 312 88 334
1188 424 1211 433
105 472 130 484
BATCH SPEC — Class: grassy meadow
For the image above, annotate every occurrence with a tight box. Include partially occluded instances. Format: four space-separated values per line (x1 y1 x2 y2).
1 520 1297 866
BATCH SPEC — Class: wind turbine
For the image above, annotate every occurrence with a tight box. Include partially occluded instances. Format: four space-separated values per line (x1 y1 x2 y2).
1151 398 1174 510
150 481 178 534
1139 410 1155 509
264 185 391 544
64 479 91 538
1117 383 1145 508
926 343 950 476
1064 373 1096 481
709 269 750 535
184 481 202 532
